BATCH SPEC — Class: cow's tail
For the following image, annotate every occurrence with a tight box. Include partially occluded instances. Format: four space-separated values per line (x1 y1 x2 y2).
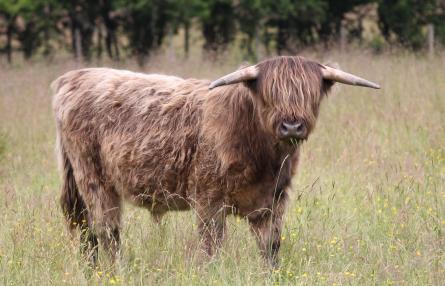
56 131 87 232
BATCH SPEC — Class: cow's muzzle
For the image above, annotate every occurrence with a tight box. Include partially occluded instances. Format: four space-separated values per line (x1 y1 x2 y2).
278 121 307 141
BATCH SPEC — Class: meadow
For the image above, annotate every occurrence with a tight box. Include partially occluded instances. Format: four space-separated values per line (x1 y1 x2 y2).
0 51 444 285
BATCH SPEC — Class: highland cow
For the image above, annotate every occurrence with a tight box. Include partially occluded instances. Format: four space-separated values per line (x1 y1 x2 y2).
52 56 379 267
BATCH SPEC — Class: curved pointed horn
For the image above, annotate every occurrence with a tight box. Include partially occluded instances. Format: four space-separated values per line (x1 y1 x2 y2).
321 65 380 89
209 66 259 89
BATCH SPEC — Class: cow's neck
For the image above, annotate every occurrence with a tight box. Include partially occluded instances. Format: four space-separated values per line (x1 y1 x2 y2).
203 85 298 182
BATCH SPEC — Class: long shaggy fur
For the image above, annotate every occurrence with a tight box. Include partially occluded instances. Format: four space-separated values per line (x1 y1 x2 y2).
53 56 332 266
56 132 87 232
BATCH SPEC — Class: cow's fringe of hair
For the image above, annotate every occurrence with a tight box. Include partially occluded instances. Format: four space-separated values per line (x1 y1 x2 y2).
255 56 329 134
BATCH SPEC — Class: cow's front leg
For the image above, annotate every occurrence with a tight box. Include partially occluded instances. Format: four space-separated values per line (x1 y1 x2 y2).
248 197 286 268
196 203 227 257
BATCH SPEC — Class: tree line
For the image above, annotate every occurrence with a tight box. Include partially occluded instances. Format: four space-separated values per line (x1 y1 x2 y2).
1 0 444 64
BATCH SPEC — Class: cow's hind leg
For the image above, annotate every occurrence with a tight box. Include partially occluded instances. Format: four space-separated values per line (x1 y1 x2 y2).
86 183 121 264
79 221 99 267
70 157 122 265
58 139 99 267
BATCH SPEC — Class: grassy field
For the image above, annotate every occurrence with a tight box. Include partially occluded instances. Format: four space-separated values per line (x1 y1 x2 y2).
0 51 444 285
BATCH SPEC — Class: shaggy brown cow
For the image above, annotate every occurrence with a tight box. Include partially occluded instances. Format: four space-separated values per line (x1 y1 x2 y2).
52 56 379 267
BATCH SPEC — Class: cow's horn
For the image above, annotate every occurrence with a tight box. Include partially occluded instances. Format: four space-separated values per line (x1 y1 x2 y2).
209 66 259 89
321 65 380 89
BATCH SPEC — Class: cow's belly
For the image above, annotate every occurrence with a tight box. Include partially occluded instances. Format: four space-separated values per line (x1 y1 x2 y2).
103 148 192 212
124 187 192 212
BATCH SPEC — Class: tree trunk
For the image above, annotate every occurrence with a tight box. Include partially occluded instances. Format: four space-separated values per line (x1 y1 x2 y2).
6 21 14 64
74 26 82 60
101 5 113 58
112 33 120 61
184 21 190 58
43 4 51 57
99 0 119 61
277 21 287 55
80 21 94 61
70 12 82 61
340 25 347 52
428 23 434 59
70 19 76 55
97 25 103 60
254 25 260 60
167 27 174 62
105 28 113 59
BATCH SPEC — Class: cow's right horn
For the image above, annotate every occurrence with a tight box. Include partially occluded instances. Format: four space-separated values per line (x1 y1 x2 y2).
321 65 380 89
209 66 259 89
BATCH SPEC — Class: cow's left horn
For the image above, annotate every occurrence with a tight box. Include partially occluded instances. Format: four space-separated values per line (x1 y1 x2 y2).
209 66 259 89
321 65 380 89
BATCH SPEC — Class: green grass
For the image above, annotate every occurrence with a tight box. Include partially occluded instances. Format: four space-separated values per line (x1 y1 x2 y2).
0 52 444 285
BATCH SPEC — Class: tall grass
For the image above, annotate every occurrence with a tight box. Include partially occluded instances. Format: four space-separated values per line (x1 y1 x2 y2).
0 51 444 285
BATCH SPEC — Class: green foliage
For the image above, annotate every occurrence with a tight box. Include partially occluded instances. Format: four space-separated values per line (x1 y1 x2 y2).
319 0 373 40
265 0 328 52
119 0 174 62
378 0 437 49
370 35 385 54
0 0 30 16
1 0 445 62
197 0 236 53
0 0 59 58
432 0 445 46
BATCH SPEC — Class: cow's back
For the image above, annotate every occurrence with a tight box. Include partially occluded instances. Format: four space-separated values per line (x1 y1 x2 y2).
52 68 206 208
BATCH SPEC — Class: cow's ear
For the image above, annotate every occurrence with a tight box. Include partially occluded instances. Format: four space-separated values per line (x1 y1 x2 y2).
209 65 259 90
321 61 340 91
237 61 251 70
323 61 340 69
239 62 260 92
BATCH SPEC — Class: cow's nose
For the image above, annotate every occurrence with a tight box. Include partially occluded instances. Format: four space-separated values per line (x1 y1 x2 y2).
279 121 306 139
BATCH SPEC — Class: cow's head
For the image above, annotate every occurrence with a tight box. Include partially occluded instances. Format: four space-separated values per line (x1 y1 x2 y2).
209 56 380 145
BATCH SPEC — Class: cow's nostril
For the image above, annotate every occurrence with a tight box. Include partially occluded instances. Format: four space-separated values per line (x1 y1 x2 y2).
279 121 305 138
279 122 290 136
295 123 304 134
